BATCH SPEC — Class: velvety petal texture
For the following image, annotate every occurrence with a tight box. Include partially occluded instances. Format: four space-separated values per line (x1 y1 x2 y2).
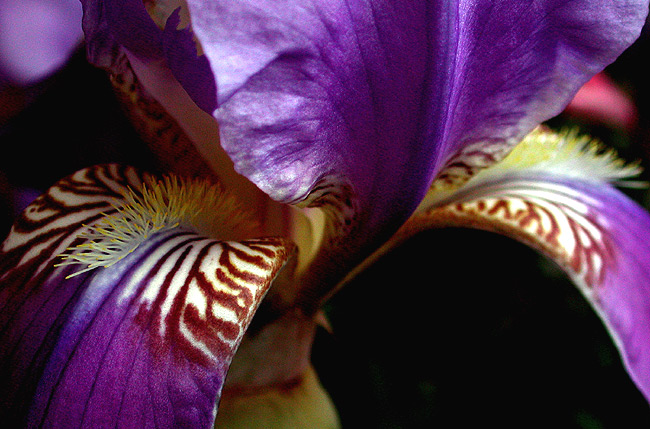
82 0 648 231
0 165 294 427
188 0 647 218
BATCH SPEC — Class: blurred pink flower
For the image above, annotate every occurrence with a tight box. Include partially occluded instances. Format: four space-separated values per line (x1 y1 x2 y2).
565 72 638 130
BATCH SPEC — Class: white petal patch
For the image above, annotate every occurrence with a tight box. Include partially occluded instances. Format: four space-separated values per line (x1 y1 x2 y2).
187 278 208 318
407 127 640 293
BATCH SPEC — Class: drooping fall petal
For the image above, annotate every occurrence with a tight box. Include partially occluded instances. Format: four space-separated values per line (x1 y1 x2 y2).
387 129 650 401
0 165 294 427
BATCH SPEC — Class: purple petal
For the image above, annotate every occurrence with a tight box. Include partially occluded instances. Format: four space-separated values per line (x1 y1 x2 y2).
187 0 647 218
403 174 650 402
579 184 650 401
0 0 83 86
0 165 294 427
81 0 164 67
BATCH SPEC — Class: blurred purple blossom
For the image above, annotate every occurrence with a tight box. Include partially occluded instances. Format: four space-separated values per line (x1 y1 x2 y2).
0 0 82 87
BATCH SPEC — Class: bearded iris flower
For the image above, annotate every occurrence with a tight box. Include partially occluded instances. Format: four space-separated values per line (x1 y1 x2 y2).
1 0 650 427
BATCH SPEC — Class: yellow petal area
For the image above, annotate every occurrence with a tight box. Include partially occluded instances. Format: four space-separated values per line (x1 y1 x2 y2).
214 366 340 429
487 128 642 183
424 127 643 208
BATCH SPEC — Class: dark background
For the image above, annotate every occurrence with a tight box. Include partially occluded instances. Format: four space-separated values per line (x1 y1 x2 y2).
2 18 650 429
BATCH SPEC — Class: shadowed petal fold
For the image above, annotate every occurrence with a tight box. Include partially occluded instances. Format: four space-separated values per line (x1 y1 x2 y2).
0 165 294 427
81 0 216 112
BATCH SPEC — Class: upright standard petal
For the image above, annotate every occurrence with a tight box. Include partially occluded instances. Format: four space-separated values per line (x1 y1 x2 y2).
0 165 294 427
188 0 647 215
389 129 650 401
